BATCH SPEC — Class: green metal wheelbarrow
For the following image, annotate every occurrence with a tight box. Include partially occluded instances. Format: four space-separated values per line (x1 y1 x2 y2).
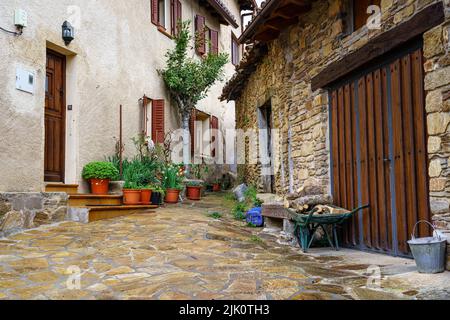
293 205 369 253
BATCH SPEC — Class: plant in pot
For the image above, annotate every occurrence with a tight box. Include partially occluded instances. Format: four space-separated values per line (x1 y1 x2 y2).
82 162 119 195
162 164 184 204
186 181 203 201
150 184 165 206
212 179 221 192
140 185 153 205
122 164 141 205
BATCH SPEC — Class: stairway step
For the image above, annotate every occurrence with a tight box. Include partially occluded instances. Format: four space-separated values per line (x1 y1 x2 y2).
88 205 158 222
46 183 79 194
69 194 123 207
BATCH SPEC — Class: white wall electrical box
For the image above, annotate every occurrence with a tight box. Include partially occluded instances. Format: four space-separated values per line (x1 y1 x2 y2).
16 67 35 94
14 9 28 27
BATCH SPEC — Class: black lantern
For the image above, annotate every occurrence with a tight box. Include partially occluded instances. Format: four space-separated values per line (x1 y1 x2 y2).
62 21 74 45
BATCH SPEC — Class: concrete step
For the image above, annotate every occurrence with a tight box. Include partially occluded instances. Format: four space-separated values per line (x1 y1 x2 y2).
88 205 158 222
69 194 123 207
45 183 79 194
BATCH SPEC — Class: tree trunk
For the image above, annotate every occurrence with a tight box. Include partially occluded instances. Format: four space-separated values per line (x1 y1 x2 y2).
182 111 191 166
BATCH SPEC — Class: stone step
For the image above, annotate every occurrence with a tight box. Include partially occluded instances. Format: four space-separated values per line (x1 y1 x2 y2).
45 183 79 194
68 194 123 207
88 205 158 222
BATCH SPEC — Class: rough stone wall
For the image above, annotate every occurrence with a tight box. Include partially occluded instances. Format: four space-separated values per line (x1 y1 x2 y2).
236 0 450 265
0 193 68 237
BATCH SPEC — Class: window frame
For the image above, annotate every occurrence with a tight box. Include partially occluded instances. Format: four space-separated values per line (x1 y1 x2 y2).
231 32 240 66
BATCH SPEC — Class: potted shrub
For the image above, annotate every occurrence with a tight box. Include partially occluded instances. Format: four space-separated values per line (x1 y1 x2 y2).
82 162 119 195
212 179 221 192
150 185 165 206
123 180 141 205
163 164 184 204
186 181 203 201
140 185 152 205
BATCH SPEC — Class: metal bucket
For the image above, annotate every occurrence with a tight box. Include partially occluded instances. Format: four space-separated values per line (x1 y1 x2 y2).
407 221 447 274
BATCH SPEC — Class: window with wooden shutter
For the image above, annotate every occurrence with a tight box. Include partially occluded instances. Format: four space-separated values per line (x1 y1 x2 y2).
170 0 182 35
210 30 219 55
231 32 239 65
195 15 206 55
151 0 159 25
152 100 165 144
189 109 197 157
210 116 219 158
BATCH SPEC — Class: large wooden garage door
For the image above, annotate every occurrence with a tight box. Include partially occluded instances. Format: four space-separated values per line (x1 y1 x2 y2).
330 41 431 257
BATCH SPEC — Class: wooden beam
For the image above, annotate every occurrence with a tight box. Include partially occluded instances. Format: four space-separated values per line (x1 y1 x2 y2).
311 2 445 91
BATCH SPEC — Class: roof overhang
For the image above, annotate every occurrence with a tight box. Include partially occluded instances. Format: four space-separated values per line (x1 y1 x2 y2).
239 0 314 44
200 0 239 28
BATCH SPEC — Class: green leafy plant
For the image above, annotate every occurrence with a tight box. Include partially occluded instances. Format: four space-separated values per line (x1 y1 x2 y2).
244 185 264 207
208 212 223 219
162 164 185 190
190 163 209 180
249 235 263 243
186 181 203 187
82 162 119 181
149 184 166 197
232 202 248 220
158 20 228 165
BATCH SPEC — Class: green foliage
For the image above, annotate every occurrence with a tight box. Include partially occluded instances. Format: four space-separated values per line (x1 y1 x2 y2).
158 20 228 115
208 212 223 219
82 162 119 181
186 181 203 187
162 164 185 190
249 235 263 243
244 186 264 208
190 163 209 180
232 202 248 220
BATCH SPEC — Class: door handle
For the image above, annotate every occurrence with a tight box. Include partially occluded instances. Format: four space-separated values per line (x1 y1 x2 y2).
383 158 391 162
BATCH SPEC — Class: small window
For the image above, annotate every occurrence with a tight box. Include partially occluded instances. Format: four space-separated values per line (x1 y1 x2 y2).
352 0 381 31
231 33 240 66
158 0 166 28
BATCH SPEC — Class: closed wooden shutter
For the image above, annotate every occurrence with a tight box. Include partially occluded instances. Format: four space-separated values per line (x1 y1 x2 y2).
211 116 219 157
195 15 206 55
190 109 197 156
151 0 159 25
210 30 219 55
170 0 182 35
152 99 165 144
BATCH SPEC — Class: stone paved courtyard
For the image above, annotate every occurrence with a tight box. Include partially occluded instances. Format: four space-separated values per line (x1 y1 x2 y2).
0 193 449 300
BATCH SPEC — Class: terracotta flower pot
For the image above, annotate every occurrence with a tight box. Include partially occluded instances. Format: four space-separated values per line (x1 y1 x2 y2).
186 186 202 201
213 183 221 192
165 189 180 204
90 179 110 195
140 189 152 205
123 189 141 205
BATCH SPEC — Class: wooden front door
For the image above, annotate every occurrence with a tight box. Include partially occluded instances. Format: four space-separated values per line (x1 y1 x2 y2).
45 50 66 182
330 40 431 257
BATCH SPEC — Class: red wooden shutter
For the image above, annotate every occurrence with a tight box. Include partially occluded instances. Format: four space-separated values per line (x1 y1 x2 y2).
190 109 196 157
171 0 182 35
151 0 159 25
210 30 219 55
195 15 206 55
152 99 165 144
170 0 175 35
211 116 219 157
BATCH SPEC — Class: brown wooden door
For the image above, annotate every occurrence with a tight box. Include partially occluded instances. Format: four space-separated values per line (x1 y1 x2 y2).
45 50 66 182
330 41 431 257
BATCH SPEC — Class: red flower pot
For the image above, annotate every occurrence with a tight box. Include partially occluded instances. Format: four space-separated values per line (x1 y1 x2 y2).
141 189 152 205
186 186 202 201
90 179 110 195
213 183 221 192
165 189 180 204
123 189 141 205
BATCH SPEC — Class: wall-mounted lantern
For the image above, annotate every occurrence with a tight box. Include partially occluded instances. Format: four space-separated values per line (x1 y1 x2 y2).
62 21 74 45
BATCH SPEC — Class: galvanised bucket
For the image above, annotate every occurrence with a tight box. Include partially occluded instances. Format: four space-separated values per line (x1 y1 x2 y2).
408 221 447 274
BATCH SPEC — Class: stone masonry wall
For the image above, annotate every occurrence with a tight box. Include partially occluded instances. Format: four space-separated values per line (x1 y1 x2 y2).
236 0 450 268
0 193 68 237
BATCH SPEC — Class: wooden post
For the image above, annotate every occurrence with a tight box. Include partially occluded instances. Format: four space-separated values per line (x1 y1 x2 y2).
119 104 123 180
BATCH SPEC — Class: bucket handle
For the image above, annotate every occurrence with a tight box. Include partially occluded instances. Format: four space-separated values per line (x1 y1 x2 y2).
411 220 440 241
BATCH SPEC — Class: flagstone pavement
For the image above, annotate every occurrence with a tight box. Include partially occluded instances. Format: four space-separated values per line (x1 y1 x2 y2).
0 193 449 300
